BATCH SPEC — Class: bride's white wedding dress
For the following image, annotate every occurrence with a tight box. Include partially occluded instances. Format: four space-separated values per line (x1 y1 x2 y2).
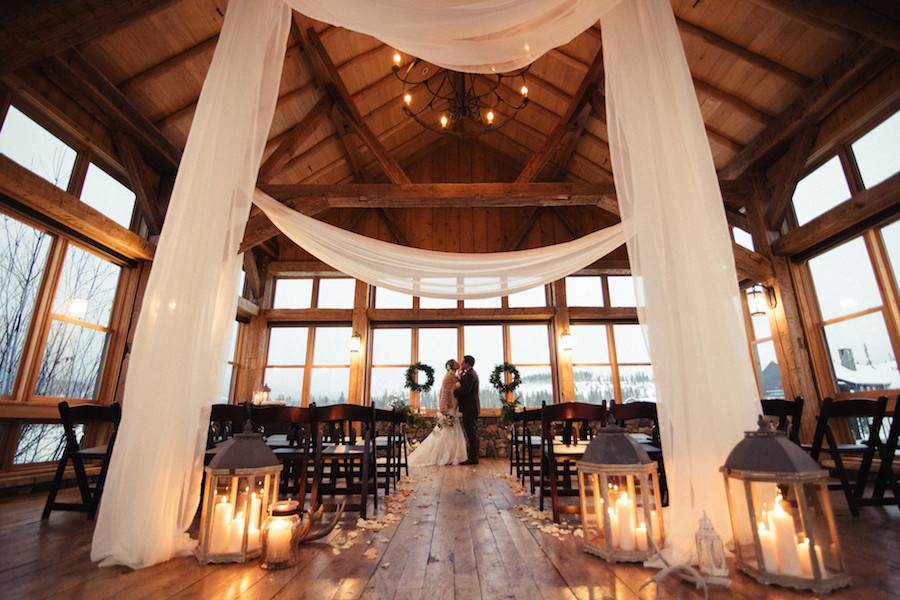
408 371 468 466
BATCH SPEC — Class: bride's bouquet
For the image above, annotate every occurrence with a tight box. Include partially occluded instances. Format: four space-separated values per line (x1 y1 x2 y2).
434 411 456 430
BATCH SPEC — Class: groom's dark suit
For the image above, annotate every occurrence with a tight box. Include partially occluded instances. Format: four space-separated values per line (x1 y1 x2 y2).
454 368 480 462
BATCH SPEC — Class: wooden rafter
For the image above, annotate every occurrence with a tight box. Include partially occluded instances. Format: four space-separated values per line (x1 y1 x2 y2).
551 103 592 181
119 33 219 93
114 133 163 234
0 0 176 76
517 47 604 183
511 208 541 250
258 94 333 184
376 208 409 245
691 77 772 125
718 43 892 181
764 123 819 230
242 250 263 300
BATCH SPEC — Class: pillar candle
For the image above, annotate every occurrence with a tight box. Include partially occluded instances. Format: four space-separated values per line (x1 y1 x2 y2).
650 510 662 546
229 514 246 553
757 522 778 572
592 492 605 538
616 491 635 551
635 522 649 551
770 500 802 577
607 507 620 547
797 538 826 578
209 496 233 554
249 493 262 530
265 518 294 563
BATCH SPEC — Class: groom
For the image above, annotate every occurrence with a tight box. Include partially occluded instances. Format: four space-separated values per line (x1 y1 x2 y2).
454 355 480 464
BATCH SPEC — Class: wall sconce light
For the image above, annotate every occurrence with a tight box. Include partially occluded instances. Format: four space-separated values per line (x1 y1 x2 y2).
349 333 362 353
561 332 573 352
747 285 777 317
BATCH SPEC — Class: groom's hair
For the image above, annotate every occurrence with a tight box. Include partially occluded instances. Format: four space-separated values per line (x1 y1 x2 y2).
463 355 475 367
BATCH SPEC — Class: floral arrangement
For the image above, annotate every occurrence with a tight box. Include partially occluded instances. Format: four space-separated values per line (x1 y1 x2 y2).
403 361 435 393
386 396 419 426
434 411 456 430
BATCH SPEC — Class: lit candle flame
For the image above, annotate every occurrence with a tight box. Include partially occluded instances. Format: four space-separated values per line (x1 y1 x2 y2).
520 85 528 97
403 93 412 105
392 52 401 65
440 115 448 128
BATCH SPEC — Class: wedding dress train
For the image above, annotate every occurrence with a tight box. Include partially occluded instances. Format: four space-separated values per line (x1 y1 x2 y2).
408 408 469 467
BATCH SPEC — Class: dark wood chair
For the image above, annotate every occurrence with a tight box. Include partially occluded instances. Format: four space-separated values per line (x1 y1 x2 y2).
610 401 667 506
374 408 400 495
42 401 121 520
539 401 607 522
517 407 543 493
871 396 899 505
250 404 314 505
312 404 379 518
207 402 249 447
761 397 804 443
809 396 888 516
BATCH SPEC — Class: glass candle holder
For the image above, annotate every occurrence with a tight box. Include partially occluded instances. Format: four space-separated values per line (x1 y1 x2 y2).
260 500 302 569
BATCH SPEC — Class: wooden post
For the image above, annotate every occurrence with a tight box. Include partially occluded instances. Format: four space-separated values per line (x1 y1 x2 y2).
745 175 820 441
347 279 370 405
552 280 576 403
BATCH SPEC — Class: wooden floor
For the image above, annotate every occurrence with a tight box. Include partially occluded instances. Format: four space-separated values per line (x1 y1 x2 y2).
1 460 897 600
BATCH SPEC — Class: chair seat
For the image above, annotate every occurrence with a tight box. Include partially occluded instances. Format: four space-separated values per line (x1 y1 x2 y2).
273 447 307 457
552 442 588 456
74 445 108 459
265 434 293 448
321 443 367 456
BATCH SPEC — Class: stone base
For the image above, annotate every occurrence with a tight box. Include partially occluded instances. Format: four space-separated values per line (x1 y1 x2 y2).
401 415 510 458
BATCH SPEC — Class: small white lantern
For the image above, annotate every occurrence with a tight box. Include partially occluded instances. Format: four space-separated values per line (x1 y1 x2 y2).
197 424 282 563
695 511 730 584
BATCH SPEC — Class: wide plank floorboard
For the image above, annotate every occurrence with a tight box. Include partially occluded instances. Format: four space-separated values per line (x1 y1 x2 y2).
1 460 897 599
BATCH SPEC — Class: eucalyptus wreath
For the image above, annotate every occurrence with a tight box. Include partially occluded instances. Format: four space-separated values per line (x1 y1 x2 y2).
403 362 435 393
490 362 522 395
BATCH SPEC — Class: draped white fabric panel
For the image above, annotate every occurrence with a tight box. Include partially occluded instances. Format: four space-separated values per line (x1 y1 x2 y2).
287 0 616 73
91 0 291 568
254 191 624 299
93 0 760 569
602 1 760 560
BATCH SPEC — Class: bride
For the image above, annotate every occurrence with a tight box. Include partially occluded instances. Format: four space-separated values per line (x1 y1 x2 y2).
408 359 469 466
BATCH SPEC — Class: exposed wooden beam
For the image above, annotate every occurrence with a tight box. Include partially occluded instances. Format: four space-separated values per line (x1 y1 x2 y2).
242 250 263 300
42 49 181 171
551 103 592 180
733 243 774 283
772 170 900 258
376 208 409 246
748 0 900 52
764 123 819 230
0 0 176 76
258 95 332 183
119 33 219 93
0 155 155 261
718 43 891 181
332 105 368 182
691 76 772 125
675 17 811 87
113 133 163 234
511 208 541 250
517 48 604 182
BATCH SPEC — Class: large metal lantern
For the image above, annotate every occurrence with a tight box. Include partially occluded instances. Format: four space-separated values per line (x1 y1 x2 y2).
721 417 850 593
197 424 282 564
576 426 665 562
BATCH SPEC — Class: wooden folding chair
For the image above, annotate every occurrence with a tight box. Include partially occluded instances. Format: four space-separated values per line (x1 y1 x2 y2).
809 396 888 516
611 401 667 506
42 401 121 520
539 401 607 522
870 396 898 506
250 404 314 506
312 404 379 518
519 407 543 493
374 408 399 495
761 397 804 444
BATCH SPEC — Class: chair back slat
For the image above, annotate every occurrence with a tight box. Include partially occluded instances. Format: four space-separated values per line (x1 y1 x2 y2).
611 401 659 446
761 397 804 443
541 401 607 425
821 397 888 419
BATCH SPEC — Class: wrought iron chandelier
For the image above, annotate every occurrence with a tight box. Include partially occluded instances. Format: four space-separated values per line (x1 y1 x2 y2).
390 51 530 137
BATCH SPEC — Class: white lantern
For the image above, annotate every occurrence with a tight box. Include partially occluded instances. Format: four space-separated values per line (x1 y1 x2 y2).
695 511 730 584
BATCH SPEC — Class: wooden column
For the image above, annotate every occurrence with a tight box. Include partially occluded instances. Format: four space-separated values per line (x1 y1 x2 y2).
551 280 576 403
347 279 370 405
235 277 274 404
745 175 821 441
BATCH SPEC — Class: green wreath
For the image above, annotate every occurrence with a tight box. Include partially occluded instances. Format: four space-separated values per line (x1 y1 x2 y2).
490 362 522 395
404 362 435 394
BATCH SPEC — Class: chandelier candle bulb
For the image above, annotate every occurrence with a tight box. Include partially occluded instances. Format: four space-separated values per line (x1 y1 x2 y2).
403 93 412 105
392 51 401 65
440 115 448 128
520 85 528 96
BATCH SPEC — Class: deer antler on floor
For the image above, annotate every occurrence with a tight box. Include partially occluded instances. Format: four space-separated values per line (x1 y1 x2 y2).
298 501 346 543
638 537 710 600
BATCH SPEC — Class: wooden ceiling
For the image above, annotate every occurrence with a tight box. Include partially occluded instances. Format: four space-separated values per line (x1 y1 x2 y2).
1 0 897 260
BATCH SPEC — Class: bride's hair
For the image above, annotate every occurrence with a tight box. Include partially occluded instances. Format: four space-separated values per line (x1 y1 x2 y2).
445 359 456 371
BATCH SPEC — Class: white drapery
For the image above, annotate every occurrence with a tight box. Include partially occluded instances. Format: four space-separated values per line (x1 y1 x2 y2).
254 191 624 299
602 1 760 559
93 0 759 568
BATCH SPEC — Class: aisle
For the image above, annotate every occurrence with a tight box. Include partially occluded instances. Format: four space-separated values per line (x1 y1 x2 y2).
0 460 897 599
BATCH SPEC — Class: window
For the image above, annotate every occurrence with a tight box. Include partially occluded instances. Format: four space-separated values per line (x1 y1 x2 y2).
608 276 637 307
273 279 313 309
80 164 135 228
851 110 899 188
13 423 83 465
417 328 458 409
317 278 354 308
463 325 504 408
369 328 411 408
743 291 784 399
882 220 900 285
508 325 552 407
464 295 502 308
35 245 121 399
732 227 754 251
217 319 240 404
792 156 851 226
808 236 899 393
263 325 352 405
0 106 77 189
419 295 457 309
612 324 655 403
308 327 351 405
0 213 52 395
264 327 308 405
565 276 604 307
570 325 613 404
375 287 413 309
507 285 545 308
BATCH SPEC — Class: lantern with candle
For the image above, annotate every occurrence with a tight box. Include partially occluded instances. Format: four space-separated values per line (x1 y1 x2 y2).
575 425 665 562
260 499 303 569
196 423 282 564
720 417 850 593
